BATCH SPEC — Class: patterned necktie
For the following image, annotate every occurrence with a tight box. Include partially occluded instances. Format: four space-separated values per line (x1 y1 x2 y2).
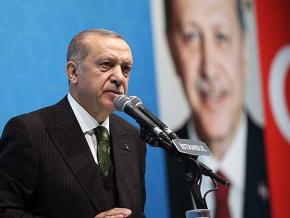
94 126 111 176
215 170 231 218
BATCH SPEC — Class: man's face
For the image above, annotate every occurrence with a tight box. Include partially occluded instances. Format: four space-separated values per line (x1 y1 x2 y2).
167 0 246 143
68 35 133 121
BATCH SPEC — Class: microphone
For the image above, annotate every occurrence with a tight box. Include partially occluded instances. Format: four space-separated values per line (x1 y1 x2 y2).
129 96 179 140
114 95 172 145
128 95 229 187
129 96 211 156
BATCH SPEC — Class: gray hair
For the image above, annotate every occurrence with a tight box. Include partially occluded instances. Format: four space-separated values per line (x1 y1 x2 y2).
66 29 123 64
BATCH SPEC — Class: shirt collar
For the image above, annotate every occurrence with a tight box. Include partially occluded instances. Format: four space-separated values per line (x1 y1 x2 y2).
187 113 247 191
67 93 110 134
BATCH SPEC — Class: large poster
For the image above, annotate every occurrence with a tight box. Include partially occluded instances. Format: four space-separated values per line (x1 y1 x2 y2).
152 0 289 217
1 0 289 217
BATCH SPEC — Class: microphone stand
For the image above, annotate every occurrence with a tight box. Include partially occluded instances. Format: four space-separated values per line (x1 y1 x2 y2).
183 155 208 209
140 129 230 210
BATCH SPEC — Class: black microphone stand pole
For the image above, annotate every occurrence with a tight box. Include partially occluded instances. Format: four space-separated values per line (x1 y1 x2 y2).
141 130 208 208
182 155 208 209
140 129 230 210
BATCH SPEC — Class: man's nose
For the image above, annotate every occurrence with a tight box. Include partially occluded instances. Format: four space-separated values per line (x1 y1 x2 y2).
111 65 124 87
200 38 218 80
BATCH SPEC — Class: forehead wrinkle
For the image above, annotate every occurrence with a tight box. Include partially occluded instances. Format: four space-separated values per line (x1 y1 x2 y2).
91 48 133 64
83 37 133 64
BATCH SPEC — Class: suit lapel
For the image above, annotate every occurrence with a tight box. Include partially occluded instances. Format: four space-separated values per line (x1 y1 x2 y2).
45 97 112 211
110 114 134 209
244 115 270 218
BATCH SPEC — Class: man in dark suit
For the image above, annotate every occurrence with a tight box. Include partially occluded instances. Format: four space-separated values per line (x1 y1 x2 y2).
164 0 271 217
167 116 270 218
0 29 146 218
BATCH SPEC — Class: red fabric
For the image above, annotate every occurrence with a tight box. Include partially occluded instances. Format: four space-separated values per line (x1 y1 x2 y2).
255 0 290 217
215 171 231 218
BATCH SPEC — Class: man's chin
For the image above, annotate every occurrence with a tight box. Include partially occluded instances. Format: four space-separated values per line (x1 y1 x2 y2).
101 92 125 109
99 99 115 114
106 104 115 113
195 118 230 140
203 130 229 143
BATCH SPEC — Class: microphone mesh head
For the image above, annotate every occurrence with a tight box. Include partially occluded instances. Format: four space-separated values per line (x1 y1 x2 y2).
113 95 131 111
129 96 142 107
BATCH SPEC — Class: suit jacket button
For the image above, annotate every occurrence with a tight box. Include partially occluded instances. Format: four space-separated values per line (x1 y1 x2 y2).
125 144 130 151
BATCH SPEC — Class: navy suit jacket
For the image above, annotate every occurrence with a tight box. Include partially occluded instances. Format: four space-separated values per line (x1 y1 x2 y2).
0 97 146 218
166 115 271 218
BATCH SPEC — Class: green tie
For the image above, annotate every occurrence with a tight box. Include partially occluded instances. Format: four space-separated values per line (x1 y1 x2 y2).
95 126 111 176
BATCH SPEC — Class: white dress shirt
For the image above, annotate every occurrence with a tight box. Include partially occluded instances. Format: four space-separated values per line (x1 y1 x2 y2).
67 93 110 164
188 114 247 218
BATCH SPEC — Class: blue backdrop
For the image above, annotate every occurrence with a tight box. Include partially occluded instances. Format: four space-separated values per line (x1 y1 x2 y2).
0 1 169 217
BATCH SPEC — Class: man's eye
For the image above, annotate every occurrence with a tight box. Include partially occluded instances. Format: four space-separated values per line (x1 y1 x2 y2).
121 65 131 77
183 31 200 43
216 32 228 43
100 61 113 70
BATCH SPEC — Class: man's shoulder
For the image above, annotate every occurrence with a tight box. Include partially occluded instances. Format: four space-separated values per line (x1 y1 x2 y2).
5 97 68 128
247 114 263 134
246 114 264 145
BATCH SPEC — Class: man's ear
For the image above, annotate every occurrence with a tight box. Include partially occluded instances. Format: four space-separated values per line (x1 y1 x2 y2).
66 61 79 84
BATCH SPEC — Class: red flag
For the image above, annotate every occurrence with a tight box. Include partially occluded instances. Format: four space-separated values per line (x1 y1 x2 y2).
255 0 290 217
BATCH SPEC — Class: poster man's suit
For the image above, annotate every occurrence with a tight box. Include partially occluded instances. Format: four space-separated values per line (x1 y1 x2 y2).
166 115 270 218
